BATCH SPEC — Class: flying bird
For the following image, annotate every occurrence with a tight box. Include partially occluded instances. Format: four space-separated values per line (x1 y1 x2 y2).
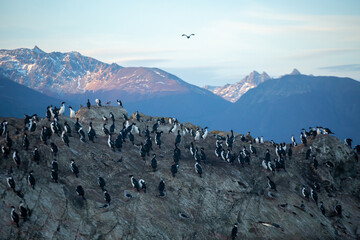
182 34 195 39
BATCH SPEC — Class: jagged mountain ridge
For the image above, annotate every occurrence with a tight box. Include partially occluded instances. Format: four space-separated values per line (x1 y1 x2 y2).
203 71 271 103
0 46 208 96
0 106 359 239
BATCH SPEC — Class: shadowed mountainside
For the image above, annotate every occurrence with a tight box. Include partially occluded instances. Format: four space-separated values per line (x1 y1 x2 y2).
0 106 359 239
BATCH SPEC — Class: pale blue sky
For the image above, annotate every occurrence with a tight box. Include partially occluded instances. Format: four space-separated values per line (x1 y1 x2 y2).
0 0 359 86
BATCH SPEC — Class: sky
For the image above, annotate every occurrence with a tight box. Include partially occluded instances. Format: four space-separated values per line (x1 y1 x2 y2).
0 0 359 86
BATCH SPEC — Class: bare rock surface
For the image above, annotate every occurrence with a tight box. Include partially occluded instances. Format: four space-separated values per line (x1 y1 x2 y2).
0 106 359 239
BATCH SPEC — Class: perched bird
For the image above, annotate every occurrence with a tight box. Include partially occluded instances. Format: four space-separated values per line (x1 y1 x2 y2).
27 171 35 189
267 176 277 191
171 163 179 177
231 223 238 240
310 188 318 205
117 99 123 107
88 122 96 142
182 33 195 39
76 185 85 200
52 159 58 172
95 99 102 107
10 206 19 227
104 190 111 206
19 201 28 222
158 179 165 195
22 133 30 150
69 106 76 118
7 176 16 191
319 201 326 215
302 186 310 200
334 204 342 217
50 142 58 156
130 175 140 192
51 169 58 183
33 147 40 164
70 159 79 178
195 162 203 177
61 131 70 147
151 154 157 172
139 179 147 193
86 99 91 109
13 151 21 168
98 176 106 191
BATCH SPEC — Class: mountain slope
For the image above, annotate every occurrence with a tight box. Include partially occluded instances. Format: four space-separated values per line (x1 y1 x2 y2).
0 46 230 127
0 75 66 117
222 74 360 145
204 71 271 102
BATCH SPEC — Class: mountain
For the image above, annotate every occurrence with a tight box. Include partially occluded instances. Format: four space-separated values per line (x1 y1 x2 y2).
0 46 230 126
221 73 360 145
1 106 359 239
0 74 66 117
203 71 271 103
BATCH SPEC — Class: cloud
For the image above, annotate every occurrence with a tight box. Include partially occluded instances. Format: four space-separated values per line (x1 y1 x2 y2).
318 64 360 72
282 48 360 60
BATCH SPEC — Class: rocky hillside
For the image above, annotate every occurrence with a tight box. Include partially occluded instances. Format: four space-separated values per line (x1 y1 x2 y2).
0 106 359 239
203 71 271 103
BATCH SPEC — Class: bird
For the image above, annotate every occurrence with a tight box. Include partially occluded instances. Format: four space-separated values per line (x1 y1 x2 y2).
69 106 76 118
103 190 111 206
310 188 318 205
19 201 28 222
305 146 312 160
52 159 58 172
139 179 147 193
70 159 79 178
78 127 86 143
334 204 342 216
117 99 123 107
319 201 326 215
107 135 115 151
61 131 70 147
95 99 102 107
102 124 110 136
151 154 157 172
202 127 208 139
64 121 72 136
27 171 35 189
22 133 30 150
267 176 277 191
76 185 85 200
33 147 40 164
13 150 21 168
51 169 58 183
124 190 134 201
171 163 179 177
86 99 91 109
302 186 310 200
195 162 203 177
262 159 268 171
182 33 195 39
158 179 165 195
7 176 16 191
59 102 65 116
98 177 106 191
175 130 181 145
88 122 96 142
250 143 257 156
10 206 19 227
231 223 238 240
129 175 140 192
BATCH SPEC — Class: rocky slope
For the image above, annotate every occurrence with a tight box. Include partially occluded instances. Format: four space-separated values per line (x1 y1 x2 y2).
203 71 271 103
0 106 359 239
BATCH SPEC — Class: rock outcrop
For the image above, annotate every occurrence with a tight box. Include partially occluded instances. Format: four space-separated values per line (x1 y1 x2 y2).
0 106 359 239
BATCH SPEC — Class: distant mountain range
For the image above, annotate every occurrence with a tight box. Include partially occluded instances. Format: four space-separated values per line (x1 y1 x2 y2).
1 46 359 144
203 70 271 102
0 46 230 126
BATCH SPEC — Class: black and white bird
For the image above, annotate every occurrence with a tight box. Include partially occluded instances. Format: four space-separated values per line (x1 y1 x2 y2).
10 206 19 227
231 223 238 240
158 179 165 196
13 150 21 168
151 154 157 172
267 176 277 191
344 138 352 148
202 127 208 140
22 133 30 150
33 147 40 164
139 179 147 193
175 130 181 145
69 106 76 118
182 33 195 39
78 127 86 143
103 190 111 206
61 131 70 147
27 171 35 189
98 176 106 191
250 143 257 156
129 175 140 192
319 201 326 215
87 99 91 109
64 121 72 136
50 142 58 157
305 146 312 160
19 201 28 222
70 159 79 178
74 118 82 133
310 188 318 205
52 159 58 172
117 99 123 107
302 186 310 200
51 169 58 183
76 185 85 200
102 123 110 136
95 99 102 107
171 163 179 177
88 122 96 142
7 176 16 191
195 162 202 177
